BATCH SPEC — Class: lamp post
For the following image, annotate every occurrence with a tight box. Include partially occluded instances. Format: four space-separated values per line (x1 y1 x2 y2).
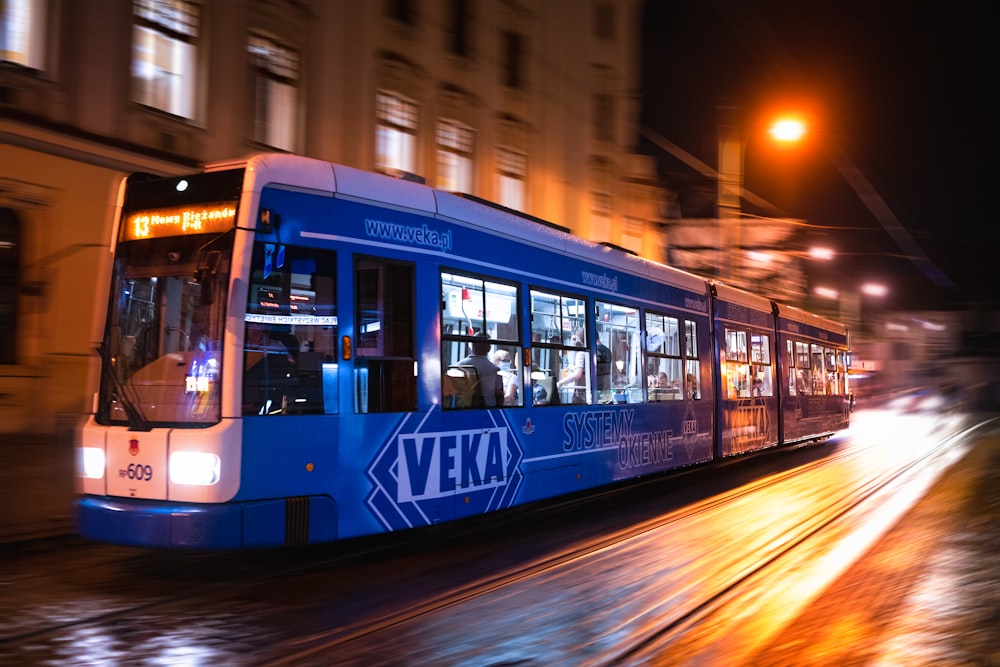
716 105 807 284
716 103 742 282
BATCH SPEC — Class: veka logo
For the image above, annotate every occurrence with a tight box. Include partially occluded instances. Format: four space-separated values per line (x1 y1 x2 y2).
366 413 523 531
397 428 510 502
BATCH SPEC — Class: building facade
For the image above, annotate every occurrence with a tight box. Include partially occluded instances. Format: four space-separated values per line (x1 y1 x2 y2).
0 0 667 434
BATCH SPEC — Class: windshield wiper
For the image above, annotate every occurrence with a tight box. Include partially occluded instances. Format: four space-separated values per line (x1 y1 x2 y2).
97 341 152 432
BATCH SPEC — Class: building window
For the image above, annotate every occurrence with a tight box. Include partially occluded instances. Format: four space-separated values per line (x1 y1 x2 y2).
500 31 524 90
590 191 612 241
621 217 642 255
385 0 416 26
1 0 45 69
496 147 526 211
248 35 299 152
446 0 470 57
436 119 474 193
593 2 615 40
0 208 19 364
132 0 199 119
375 91 418 175
593 93 614 143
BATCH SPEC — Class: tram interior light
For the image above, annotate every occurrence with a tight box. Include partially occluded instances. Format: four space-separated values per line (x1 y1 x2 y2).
80 447 106 479
170 451 221 486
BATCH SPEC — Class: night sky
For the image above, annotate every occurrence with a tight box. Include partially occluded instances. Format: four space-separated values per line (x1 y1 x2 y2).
640 0 992 311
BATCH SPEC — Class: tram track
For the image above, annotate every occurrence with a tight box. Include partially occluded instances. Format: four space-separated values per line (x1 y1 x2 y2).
605 415 997 665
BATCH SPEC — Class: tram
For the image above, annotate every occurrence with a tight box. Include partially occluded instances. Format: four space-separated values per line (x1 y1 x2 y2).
75 153 851 549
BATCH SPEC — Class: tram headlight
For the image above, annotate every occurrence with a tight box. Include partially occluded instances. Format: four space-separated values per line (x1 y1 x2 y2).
169 451 221 486
79 447 106 479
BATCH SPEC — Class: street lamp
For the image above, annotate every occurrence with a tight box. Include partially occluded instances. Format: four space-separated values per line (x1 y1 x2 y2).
807 245 835 261
769 118 807 142
861 282 888 298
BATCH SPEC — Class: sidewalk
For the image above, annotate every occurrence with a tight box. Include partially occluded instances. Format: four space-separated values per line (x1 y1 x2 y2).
0 427 76 544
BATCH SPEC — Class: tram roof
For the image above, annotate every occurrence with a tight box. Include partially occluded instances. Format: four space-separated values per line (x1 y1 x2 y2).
711 281 776 315
776 303 849 336
208 153 709 295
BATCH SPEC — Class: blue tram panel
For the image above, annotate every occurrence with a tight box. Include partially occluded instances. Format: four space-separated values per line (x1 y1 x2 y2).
74 154 848 549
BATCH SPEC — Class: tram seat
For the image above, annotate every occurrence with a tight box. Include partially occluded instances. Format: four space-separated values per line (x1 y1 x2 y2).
533 376 554 405
445 365 481 409
297 351 323 373
292 352 325 413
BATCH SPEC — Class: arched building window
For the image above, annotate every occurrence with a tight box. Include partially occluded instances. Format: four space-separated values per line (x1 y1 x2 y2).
0 208 20 364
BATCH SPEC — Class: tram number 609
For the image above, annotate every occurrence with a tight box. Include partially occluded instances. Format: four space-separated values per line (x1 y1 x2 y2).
120 463 153 481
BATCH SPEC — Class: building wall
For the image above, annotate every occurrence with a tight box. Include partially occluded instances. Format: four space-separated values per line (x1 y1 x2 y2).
0 144 117 432
0 0 665 434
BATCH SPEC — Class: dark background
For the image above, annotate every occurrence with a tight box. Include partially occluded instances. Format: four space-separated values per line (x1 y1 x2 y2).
641 0 991 311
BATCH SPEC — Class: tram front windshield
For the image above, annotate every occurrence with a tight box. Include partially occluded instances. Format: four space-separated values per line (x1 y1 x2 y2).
96 233 233 428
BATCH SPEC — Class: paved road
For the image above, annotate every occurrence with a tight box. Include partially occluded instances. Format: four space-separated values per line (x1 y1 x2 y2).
751 429 1000 665
1 413 997 665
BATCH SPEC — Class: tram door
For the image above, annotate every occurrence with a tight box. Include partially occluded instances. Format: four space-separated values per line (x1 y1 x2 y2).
242 248 416 419
351 256 417 414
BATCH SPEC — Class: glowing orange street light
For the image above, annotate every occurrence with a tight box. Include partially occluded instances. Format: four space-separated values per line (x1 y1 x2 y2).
768 118 807 142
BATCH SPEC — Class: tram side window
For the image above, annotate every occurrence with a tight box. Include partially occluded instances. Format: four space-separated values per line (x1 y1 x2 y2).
596 301 641 404
810 344 826 395
355 257 416 413
440 271 521 409
243 243 338 416
750 332 774 397
826 347 843 395
529 289 589 405
723 328 748 398
646 312 683 401
786 339 796 396
685 320 702 400
723 328 773 399
837 349 848 395
794 340 811 395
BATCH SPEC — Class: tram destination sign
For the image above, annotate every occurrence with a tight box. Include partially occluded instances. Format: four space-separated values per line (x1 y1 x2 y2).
121 203 237 241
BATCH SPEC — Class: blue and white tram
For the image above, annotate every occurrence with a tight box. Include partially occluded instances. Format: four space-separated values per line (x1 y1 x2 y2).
75 153 847 549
